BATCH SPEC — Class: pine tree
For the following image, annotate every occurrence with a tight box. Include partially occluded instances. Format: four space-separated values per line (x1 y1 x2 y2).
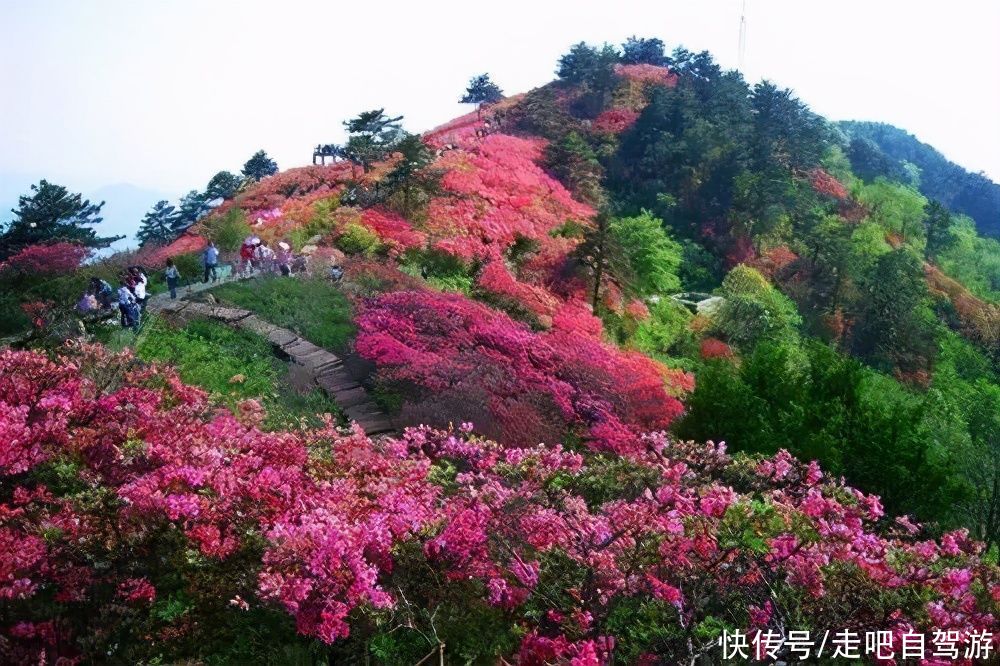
460 74 504 118
241 150 278 181
135 200 178 247
0 180 120 259
923 200 956 260
620 36 669 66
340 109 404 173
171 190 211 232
205 171 243 201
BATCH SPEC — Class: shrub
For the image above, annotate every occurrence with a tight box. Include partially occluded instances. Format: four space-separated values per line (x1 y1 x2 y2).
336 222 382 256
0 346 997 663
211 276 354 351
201 208 251 252
355 290 685 453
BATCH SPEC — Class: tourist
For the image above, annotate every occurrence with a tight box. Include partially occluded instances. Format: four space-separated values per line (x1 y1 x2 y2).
165 258 181 299
240 238 255 277
203 241 219 283
117 276 140 331
89 277 114 309
255 241 276 273
129 266 148 310
277 241 293 276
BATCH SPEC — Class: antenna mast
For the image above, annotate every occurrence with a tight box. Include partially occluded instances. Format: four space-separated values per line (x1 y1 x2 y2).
738 0 748 71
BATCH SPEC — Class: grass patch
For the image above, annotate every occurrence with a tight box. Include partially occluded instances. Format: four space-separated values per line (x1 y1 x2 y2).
211 276 355 351
127 315 343 430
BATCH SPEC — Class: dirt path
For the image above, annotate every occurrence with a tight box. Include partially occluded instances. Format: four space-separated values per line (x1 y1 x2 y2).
150 284 395 437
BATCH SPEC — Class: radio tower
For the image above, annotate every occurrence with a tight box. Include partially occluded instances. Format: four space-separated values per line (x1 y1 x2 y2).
737 0 748 71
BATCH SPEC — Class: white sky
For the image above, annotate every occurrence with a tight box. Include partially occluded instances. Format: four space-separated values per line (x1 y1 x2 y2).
1 0 998 193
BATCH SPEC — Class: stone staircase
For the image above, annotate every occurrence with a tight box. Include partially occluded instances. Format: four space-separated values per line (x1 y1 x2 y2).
152 297 395 437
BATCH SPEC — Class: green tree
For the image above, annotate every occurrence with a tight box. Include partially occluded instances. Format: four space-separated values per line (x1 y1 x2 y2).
0 180 119 258
620 36 669 66
850 248 937 373
172 190 212 231
556 42 620 116
923 199 956 260
383 133 441 216
205 171 243 201
340 109 405 172
460 73 503 118
136 200 178 247
608 210 682 296
241 150 278 181
542 131 605 207
713 265 801 348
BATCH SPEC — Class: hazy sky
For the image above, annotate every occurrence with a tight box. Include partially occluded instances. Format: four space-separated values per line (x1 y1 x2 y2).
2 0 998 194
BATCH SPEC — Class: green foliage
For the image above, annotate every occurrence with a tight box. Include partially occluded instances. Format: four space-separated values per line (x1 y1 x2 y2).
936 215 1000 300
713 265 801 349
542 131 605 206
620 35 669 66
173 190 212 231
855 179 927 245
201 208 251 252
242 150 278 181
609 210 682 296
211 276 354 352
129 317 342 430
136 200 179 247
460 73 504 106
205 170 243 201
632 298 695 360
677 339 970 524
340 109 404 172
287 196 340 251
0 180 120 258
850 248 938 373
336 222 382 256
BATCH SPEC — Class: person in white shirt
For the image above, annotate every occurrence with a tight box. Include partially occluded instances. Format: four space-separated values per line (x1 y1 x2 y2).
129 267 148 310
117 278 140 331
203 242 220 282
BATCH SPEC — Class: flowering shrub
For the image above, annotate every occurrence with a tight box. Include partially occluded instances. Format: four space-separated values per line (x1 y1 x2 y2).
592 108 640 134
0 346 997 663
614 63 679 86
700 337 734 359
425 134 594 261
355 290 685 452
0 242 89 275
359 207 427 255
477 259 561 321
810 167 849 200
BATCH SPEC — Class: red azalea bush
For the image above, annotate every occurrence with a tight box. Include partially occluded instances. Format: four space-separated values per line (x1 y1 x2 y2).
477 259 561 321
0 242 89 276
355 290 685 453
614 63 679 87
359 207 428 256
1 345 998 663
425 134 594 261
592 108 640 134
809 168 849 201
700 337 734 360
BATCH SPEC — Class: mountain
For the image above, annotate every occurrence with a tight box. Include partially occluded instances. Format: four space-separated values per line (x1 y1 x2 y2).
2 39 999 665
87 182 179 253
839 120 1000 237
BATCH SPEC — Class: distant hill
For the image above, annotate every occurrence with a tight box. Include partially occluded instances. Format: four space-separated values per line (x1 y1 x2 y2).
87 183 178 254
0 175 176 255
838 120 1000 237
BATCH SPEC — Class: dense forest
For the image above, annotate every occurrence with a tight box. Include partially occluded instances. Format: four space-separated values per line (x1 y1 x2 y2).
1 36 999 664
839 120 1000 238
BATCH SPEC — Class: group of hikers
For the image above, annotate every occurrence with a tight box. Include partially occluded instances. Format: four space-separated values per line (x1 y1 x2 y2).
234 236 295 278
79 266 148 331
73 235 305 332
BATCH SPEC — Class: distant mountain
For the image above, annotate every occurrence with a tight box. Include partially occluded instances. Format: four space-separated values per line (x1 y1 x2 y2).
838 121 1000 237
87 183 178 254
1 175 177 255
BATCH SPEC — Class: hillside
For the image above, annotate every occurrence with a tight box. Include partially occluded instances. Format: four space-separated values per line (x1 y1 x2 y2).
839 120 1000 238
2 38 1000 664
